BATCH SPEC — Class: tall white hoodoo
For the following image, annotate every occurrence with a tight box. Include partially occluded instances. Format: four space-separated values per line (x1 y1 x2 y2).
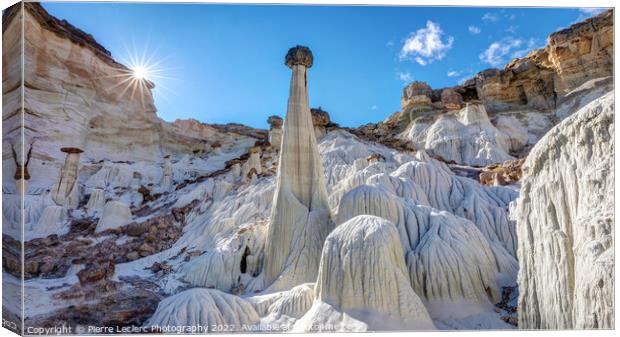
262 46 334 291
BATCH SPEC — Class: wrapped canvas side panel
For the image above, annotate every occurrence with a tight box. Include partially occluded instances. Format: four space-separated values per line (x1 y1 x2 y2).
2 2 25 335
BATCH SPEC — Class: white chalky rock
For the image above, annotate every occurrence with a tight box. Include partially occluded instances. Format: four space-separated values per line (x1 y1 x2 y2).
294 215 435 332
392 159 518 256
50 148 82 209
85 188 106 215
404 104 514 166
85 163 134 189
180 222 266 292
337 185 517 306
515 91 614 329
262 47 334 291
145 288 260 332
16 179 28 197
96 201 132 232
265 283 315 320
230 163 242 182
269 128 283 150
160 156 173 191
242 149 263 183
31 205 66 233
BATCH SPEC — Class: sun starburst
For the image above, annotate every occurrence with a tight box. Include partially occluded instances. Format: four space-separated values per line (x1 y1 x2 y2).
96 39 177 109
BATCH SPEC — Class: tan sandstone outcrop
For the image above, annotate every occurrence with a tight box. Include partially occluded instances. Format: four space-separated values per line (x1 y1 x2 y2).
2 3 261 193
357 10 613 151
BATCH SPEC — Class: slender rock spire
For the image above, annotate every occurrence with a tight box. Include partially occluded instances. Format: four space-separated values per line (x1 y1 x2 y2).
51 147 83 208
262 46 334 291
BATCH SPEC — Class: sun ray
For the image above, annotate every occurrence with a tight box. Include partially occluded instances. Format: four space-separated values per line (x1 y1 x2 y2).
103 40 176 110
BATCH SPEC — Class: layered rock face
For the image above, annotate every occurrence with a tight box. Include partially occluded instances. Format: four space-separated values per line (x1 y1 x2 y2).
262 46 334 291
355 10 613 167
2 3 260 194
402 10 612 119
514 92 614 329
294 215 435 332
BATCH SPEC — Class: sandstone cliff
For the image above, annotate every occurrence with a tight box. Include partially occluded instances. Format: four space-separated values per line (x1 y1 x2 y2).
2 3 263 193
354 9 613 167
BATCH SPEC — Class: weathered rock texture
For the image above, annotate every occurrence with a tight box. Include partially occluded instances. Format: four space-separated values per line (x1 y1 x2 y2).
267 115 283 150
515 92 614 329
50 147 82 208
294 215 435 331
354 10 613 167
145 288 260 332
96 201 132 232
402 10 612 120
262 46 334 291
337 185 517 307
2 3 262 194
160 155 173 192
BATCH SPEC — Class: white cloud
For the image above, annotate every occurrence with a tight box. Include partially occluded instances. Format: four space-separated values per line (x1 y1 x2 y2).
505 25 518 34
398 71 413 82
579 8 605 15
511 38 540 58
479 37 524 66
400 21 454 66
482 12 498 22
468 25 481 34
447 70 460 77
371 105 378 110
386 40 394 47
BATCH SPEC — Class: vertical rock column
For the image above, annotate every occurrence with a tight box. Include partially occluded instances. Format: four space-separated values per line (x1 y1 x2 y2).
51 147 83 209
242 147 262 183
12 144 31 196
160 155 173 191
262 46 334 291
267 115 283 150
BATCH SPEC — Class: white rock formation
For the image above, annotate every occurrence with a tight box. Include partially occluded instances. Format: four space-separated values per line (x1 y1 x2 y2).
515 91 614 329
145 288 260 332
85 163 134 189
391 158 518 256
250 283 315 328
294 215 435 332
30 205 66 234
403 104 514 166
267 116 284 151
262 46 334 291
241 147 262 183
96 201 132 232
265 283 314 320
160 155 173 192
180 221 266 292
50 147 82 209
230 162 242 182
337 185 517 307
85 188 106 215
269 129 283 151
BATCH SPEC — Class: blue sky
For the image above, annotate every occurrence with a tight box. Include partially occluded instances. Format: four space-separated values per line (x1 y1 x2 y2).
41 3 606 128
